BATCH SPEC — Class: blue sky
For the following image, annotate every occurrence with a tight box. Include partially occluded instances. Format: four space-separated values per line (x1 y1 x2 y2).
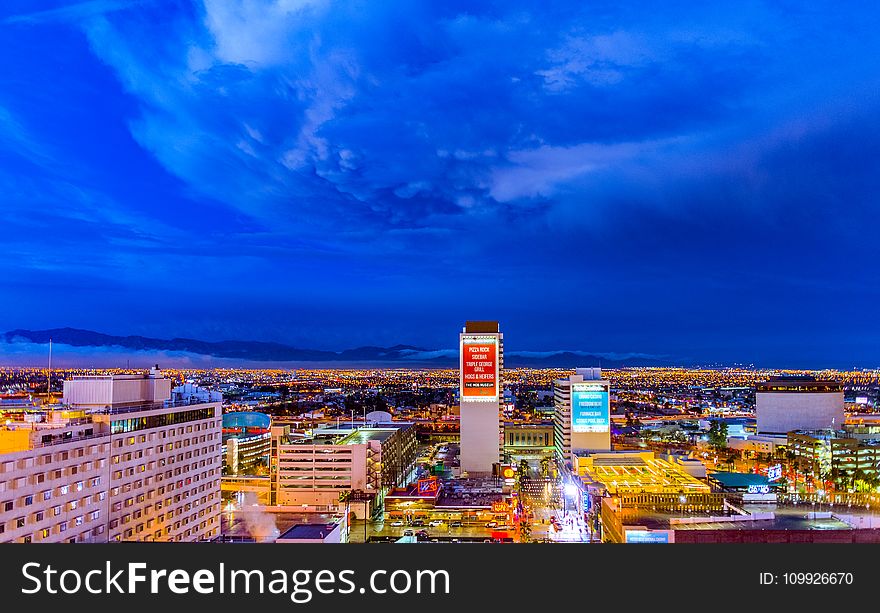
1 0 879 366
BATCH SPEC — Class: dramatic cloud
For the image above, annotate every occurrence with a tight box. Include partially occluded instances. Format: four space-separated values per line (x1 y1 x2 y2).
0 1 879 364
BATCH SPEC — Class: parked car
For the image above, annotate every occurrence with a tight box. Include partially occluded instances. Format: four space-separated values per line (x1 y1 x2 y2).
485 521 498 528
449 520 462 527
411 519 425 527
403 530 414 537
428 520 443 527
391 520 404 527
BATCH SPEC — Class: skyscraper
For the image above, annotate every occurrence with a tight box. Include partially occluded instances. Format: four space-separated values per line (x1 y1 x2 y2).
554 368 611 469
459 321 503 475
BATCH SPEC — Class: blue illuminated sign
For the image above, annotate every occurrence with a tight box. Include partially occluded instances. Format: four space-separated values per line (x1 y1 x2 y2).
625 530 669 544
571 384 609 433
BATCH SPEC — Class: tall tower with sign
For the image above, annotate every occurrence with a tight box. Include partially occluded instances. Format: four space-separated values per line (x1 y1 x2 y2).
459 321 503 475
553 368 611 469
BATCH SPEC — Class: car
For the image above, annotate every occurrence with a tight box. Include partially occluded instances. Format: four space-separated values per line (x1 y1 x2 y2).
415 530 429 538
449 520 462 527
429 520 443 527
485 521 498 528
411 519 425 527
403 530 414 537
391 520 404 527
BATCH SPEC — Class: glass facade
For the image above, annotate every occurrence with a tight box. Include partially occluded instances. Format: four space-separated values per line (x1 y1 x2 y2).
111 407 216 434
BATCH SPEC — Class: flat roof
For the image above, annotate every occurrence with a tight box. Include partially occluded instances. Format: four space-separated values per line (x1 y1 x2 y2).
339 428 397 445
629 508 852 532
465 321 499 333
708 472 772 488
278 524 338 540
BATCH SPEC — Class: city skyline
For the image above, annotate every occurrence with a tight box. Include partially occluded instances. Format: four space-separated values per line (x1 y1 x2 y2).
2 1 880 366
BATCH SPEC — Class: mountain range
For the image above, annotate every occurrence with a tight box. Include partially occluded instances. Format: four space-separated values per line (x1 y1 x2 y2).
1 328 668 368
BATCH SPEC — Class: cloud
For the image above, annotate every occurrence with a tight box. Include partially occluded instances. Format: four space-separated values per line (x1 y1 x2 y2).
4 1 880 362
3 0 146 25
62 0 783 237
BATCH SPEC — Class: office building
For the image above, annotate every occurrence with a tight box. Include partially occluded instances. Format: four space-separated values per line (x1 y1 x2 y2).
0 368 222 543
756 376 844 435
270 422 416 518
222 411 271 475
503 421 554 454
554 368 611 469
459 321 503 475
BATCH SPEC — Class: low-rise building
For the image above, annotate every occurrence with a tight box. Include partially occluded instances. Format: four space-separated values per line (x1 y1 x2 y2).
269 422 417 517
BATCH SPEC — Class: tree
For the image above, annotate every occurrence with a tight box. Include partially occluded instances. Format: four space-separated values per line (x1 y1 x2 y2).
539 457 551 478
519 519 532 543
707 420 728 451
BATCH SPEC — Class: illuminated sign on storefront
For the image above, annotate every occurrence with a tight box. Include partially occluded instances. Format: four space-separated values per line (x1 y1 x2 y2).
417 477 439 495
571 383 610 433
624 530 670 544
460 335 498 401
767 464 782 482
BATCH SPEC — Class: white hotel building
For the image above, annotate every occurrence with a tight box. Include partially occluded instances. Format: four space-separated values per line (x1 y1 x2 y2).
0 368 222 543
553 368 611 469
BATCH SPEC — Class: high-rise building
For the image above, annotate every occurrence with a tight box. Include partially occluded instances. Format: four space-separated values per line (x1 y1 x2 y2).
0 368 222 543
459 321 503 475
554 368 611 469
756 376 844 435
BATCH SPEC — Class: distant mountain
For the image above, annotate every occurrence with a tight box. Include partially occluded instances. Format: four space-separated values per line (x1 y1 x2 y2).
2 328 669 367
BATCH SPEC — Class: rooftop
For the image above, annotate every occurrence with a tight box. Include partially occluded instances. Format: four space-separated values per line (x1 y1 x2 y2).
278 523 339 540
339 428 397 445
576 451 711 494
707 472 775 489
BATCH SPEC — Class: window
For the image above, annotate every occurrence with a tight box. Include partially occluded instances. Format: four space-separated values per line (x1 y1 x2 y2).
42 490 51 501
16 517 25 528
4 501 13 512
23 495 33 506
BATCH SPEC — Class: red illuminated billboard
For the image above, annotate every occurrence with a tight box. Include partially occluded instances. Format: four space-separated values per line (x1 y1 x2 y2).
460 336 498 399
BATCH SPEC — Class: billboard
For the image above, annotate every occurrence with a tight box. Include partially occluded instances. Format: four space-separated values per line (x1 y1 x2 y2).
460 335 498 400
571 383 609 433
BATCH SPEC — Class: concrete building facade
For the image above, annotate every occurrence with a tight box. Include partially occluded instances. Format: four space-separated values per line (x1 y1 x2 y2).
0 369 222 543
459 321 503 475
554 368 611 469
756 376 844 435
